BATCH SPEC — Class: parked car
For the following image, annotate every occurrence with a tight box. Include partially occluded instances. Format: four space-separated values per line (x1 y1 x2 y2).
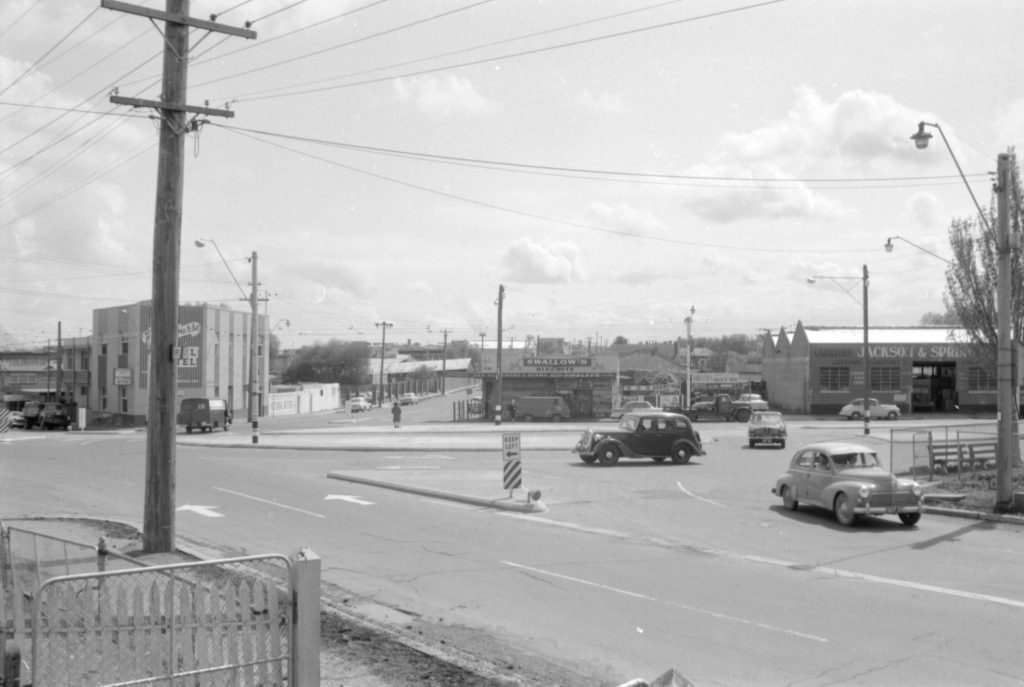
8 409 26 429
838 398 901 420
573 411 705 466
39 403 71 430
736 393 770 411
21 401 44 429
515 396 571 422
399 393 418 405
747 411 787 449
177 398 232 433
608 400 655 419
349 397 372 413
772 442 923 526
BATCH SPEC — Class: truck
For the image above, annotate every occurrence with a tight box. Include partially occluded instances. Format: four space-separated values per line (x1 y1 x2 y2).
666 393 768 423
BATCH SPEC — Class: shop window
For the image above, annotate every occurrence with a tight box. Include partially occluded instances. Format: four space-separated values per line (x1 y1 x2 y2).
121 339 129 355
120 387 128 413
871 367 900 392
819 367 850 392
967 367 996 391
101 343 108 356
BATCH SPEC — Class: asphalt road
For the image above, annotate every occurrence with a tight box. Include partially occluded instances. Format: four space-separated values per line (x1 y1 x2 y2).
2 402 1023 686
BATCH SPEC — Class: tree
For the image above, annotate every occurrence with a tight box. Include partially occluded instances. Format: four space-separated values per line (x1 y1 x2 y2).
281 339 371 385
613 335 629 345
944 149 1023 509
919 310 961 326
944 150 1023 371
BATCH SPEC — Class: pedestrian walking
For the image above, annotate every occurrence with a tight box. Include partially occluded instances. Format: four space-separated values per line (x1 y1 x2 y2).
391 401 402 428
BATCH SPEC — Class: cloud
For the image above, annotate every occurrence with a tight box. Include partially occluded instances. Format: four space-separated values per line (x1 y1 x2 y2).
393 75 497 117
501 238 582 283
576 89 627 114
586 202 665 235
994 97 1024 148
681 87 926 222
903 191 946 229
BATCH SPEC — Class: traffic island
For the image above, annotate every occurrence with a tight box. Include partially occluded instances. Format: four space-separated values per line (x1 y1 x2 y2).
327 472 547 513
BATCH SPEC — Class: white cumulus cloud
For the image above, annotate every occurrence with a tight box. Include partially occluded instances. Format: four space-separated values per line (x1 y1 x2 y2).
393 75 497 117
501 239 583 283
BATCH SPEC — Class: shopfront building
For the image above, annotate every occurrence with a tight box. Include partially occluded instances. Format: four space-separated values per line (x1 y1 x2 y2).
762 322 997 415
475 352 619 419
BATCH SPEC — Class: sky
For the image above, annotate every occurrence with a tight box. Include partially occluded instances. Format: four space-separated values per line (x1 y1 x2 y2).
2 0 1022 352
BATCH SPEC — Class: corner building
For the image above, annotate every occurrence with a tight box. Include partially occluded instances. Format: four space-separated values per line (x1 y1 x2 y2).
91 302 268 425
761 322 998 415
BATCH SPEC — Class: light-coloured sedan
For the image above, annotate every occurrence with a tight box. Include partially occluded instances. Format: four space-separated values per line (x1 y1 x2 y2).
772 442 923 526
838 398 900 420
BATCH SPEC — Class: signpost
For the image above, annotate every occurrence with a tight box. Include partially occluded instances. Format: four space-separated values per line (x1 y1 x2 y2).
502 432 522 496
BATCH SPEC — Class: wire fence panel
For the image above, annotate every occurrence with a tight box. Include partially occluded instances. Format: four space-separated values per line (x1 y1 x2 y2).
30 555 291 687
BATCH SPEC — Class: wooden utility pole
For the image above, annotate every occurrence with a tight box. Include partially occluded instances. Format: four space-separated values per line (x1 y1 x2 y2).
105 0 255 554
440 329 451 395
494 285 505 425
375 322 393 407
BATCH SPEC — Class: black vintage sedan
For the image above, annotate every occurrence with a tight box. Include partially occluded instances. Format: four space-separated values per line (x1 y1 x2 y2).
573 411 705 466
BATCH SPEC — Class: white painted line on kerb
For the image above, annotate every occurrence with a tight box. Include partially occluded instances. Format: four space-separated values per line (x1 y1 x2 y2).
502 561 828 643
676 481 725 507
213 487 326 518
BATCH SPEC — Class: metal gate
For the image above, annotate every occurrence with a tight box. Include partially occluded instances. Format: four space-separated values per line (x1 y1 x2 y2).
30 555 292 686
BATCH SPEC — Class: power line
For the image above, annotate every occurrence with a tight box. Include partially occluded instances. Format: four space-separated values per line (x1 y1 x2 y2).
191 0 496 91
0 7 100 98
216 123 883 256
235 0 789 103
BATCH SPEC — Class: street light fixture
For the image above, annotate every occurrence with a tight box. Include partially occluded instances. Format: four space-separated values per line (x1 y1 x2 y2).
913 121 1015 511
808 265 871 435
884 235 952 264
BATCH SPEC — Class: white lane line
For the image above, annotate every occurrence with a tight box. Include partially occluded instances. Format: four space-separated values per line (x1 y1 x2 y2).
676 481 725 507
212 487 326 518
503 561 828 643
502 515 1024 611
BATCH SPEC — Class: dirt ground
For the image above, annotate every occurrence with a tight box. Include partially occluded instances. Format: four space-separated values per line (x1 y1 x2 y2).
2 517 605 687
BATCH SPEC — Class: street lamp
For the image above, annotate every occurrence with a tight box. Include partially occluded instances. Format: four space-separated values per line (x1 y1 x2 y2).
807 265 871 435
196 239 261 445
913 121 1015 511
884 235 952 264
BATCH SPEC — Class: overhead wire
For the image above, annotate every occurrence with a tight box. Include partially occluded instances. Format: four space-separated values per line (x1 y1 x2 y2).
231 0 790 102
229 0 693 102
0 6 101 98
191 0 498 91
214 122 882 256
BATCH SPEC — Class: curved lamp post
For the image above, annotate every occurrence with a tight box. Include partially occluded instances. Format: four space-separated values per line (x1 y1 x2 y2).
912 121 1016 511
807 265 871 435
884 235 952 265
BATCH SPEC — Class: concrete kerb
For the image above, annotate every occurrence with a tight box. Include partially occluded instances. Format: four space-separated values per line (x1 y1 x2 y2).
327 471 547 513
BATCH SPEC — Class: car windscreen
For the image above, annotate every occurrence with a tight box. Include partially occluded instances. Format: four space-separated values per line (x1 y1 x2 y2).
619 416 639 431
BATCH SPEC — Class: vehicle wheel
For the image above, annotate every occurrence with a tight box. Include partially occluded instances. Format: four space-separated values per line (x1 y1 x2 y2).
652 456 667 463
186 426 193 434
523 414 534 422
781 485 798 511
834 493 857 526
670 443 692 465
749 439 757 449
736 409 751 423
849 412 862 420
899 512 921 526
598 445 620 466
580 454 597 464
886 411 898 420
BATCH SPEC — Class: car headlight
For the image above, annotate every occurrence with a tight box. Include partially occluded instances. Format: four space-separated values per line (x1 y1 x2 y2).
858 486 871 499
912 485 922 497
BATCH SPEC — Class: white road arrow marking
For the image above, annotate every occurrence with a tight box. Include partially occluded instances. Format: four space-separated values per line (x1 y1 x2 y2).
177 505 224 518
325 494 374 506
